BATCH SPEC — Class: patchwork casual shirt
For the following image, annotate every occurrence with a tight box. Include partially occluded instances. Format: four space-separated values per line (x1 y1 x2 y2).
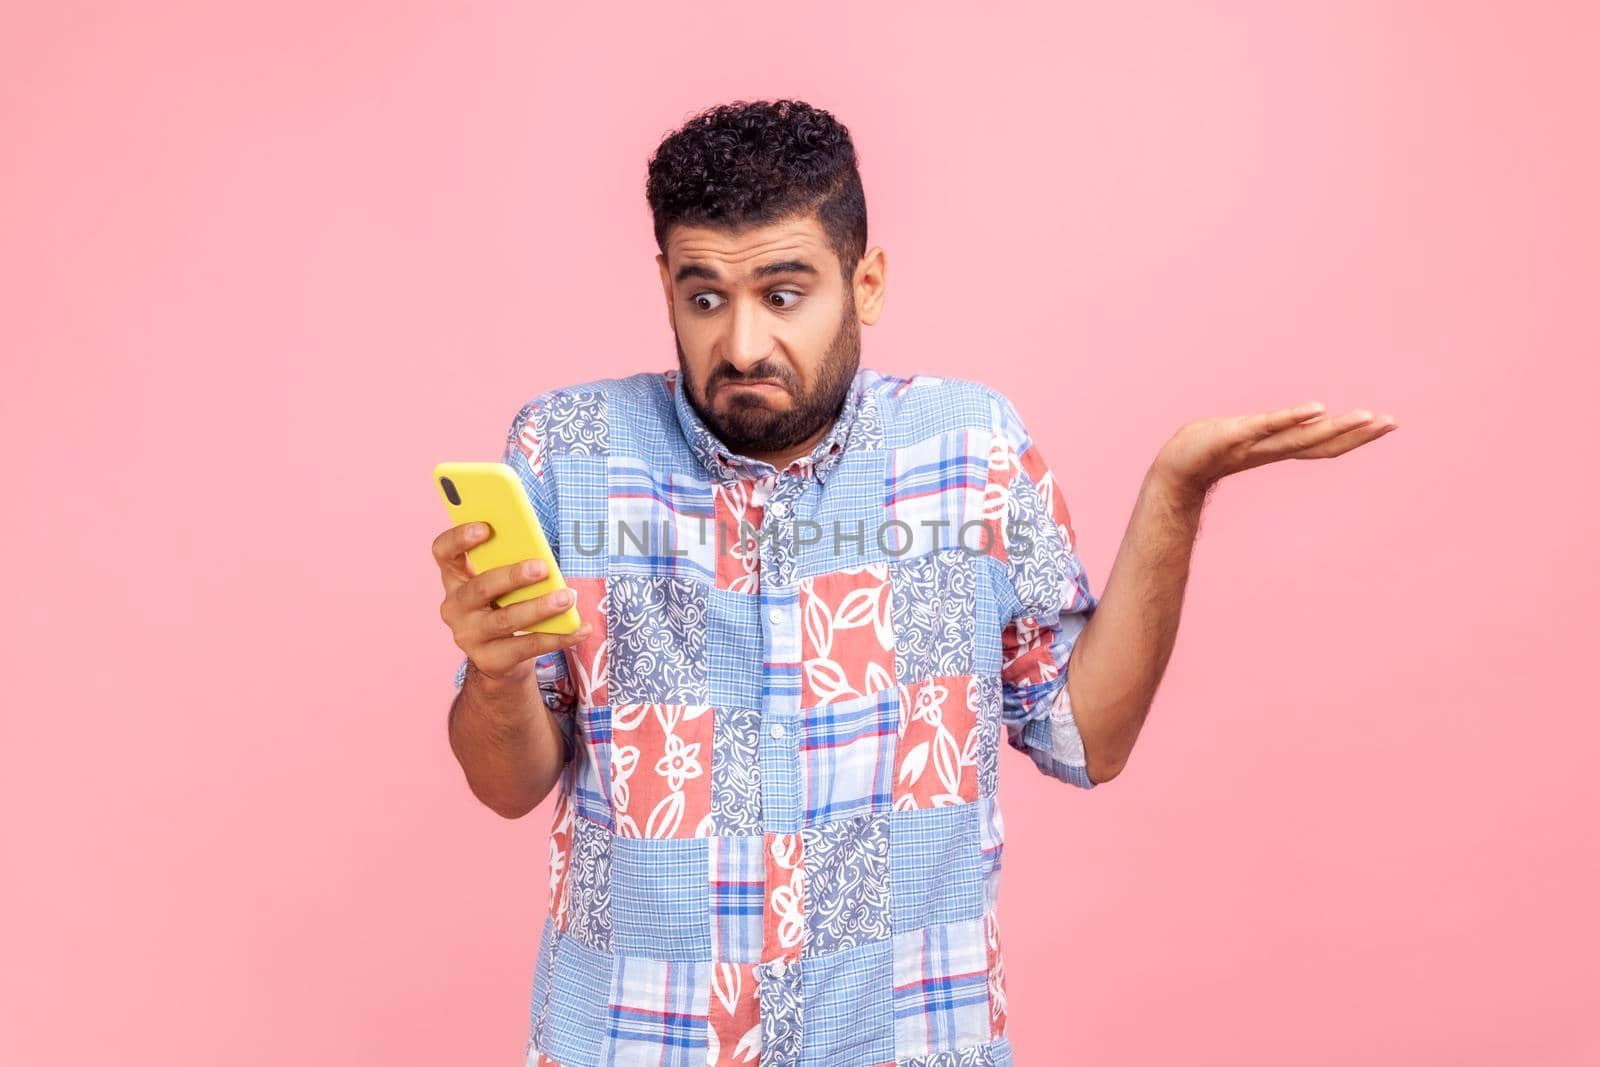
452 365 1100 1067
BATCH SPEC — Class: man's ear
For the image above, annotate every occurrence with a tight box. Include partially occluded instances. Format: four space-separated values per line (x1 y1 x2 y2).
853 246 887 326
656 253 675 331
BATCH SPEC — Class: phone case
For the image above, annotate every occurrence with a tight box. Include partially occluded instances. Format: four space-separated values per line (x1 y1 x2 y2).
433 461 582 636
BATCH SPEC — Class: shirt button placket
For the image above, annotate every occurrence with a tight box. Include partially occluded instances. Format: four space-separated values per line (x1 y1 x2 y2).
757 585 802 833
754 472 820 1062
755 954 803 1066
757 474 804 835
765 471 807 587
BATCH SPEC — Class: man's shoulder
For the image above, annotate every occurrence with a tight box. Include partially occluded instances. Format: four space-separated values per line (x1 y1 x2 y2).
862 368 1015 445
520 369 670 414
510 369 674 456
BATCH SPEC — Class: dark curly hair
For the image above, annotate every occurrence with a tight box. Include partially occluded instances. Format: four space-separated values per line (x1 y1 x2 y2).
645 99 867 284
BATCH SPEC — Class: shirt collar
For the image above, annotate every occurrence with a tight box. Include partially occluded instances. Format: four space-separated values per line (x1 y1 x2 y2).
669 368 866 486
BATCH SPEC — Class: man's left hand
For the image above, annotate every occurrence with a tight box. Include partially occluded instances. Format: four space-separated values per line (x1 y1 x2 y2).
1152 401 1400 503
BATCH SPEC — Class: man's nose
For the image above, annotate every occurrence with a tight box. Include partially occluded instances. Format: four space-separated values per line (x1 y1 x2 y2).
720 297 776 372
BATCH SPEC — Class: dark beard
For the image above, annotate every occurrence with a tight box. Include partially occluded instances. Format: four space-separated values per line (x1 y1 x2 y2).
675 292 860 456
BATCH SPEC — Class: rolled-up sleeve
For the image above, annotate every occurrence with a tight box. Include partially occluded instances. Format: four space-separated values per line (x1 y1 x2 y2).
449 394 580 765
988 391 1100 788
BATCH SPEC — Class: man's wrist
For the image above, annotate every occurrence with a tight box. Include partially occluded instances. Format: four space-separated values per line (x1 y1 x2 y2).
1144 463 1210 517
467 661 540 717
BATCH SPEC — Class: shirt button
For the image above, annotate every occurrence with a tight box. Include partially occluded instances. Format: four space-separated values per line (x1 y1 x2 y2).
770 723 786 739
767 607 783 625
771 958 787 977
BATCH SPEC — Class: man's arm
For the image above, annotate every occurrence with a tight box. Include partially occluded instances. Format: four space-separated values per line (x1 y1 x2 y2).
1067 400 1399 783
1065 465 1204 784
448 660 569 819
438 392 586 819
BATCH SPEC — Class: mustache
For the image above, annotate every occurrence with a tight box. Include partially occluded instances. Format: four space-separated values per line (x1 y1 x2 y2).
716 369 792 390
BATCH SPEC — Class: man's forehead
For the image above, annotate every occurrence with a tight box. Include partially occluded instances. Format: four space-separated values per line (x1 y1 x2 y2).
664 219 832 277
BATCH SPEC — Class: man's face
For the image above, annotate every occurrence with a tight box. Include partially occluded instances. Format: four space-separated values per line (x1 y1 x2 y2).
656 214 885 462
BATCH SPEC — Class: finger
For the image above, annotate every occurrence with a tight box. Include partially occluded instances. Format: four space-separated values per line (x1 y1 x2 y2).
457 556 551 613
474 623 594 677
477 586 581 642
1242 401 1329 440
1231 410 1373 470
1291 418 1399 459
433 521 493 591
1260 409 1379 454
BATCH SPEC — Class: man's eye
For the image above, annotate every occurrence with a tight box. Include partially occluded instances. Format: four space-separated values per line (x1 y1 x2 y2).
767 290 802 309
691 293 725 312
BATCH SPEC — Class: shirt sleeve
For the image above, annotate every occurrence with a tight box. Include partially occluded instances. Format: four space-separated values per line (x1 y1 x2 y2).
988 390 1101 788
450 394 579 765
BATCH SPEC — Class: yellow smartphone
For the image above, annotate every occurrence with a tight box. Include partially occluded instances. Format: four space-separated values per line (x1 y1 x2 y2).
433 461 581 636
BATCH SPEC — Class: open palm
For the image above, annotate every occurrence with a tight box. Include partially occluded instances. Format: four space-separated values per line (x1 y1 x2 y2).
1155 401 1400 496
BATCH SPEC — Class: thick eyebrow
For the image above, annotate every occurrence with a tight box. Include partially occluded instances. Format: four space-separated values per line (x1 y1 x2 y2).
673 259 820 285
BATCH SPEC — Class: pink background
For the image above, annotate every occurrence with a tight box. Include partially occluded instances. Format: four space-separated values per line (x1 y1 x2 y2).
3 2 1596 1064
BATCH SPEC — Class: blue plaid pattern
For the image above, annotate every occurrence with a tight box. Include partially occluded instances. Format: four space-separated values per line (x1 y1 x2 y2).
972 568 1005 675
709 835 765 963
551 454 610 578
527 912 559 1058
758 708 804 834
607 454 717 582
760 582 803 707
798 938 895 1066
889 804 987 931
796 447 893 576
572 704 613 829
539 932 614 1065
601 955 711 1065
706 586 764 708
610 836 712 961
453 367 1102 1065
885 427 989 558
893 918 991 1058
977 793 1005 913
800 688 898 823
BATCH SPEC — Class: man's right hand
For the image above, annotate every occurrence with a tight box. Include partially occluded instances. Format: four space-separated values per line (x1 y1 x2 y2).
433 521 591 688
